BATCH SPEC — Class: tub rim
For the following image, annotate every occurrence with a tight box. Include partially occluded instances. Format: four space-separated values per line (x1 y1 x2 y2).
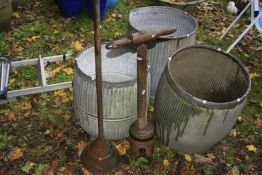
165 45 251 109
128 6 198 40
75 43 150 88
159 0 204 6
0 0 11 8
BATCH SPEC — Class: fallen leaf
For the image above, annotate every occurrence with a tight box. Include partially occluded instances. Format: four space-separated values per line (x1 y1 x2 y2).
8 148 23 160
58 167 66 172
13 12 20 18
63 67 73 75
115 140 129 156
26 36 40 44
194 154 213 163
230 129 237 137
249 72 259 79
76 141 87 152
57 130 63 138
55 60 63 66
21 161 35 173
44 130 51 135
114 170 126 175
246 145 257 153
20 102 32 110
184 154 192 162
254 118 262 127
4 112 17 120
9 79 15 84
231 166 240 175
74 41 84 51
54 90 66 97
46 170 54 175
207 153 216 160
63 114 71 122
82 167 92 175
163 159 170 168
244 163 256 172
35 164 48 175
51 66 63 76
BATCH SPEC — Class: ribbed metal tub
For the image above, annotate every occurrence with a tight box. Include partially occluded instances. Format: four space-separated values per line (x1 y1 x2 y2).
155 46 251 153
0 0 12 31
128 6 197 96
73 44 151 140
159 0 204 12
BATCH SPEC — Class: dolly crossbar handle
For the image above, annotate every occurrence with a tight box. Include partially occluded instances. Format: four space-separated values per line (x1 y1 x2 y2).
106 28 177 49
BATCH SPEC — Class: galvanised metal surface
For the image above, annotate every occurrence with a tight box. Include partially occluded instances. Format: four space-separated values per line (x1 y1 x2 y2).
155 46 251 153
0 0 12 31
128 6 197 96
159 0 204 12
73 44 151 140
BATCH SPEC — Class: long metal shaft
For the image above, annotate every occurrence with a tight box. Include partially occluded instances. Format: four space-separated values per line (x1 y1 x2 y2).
94 0 104 138
137 44 148 129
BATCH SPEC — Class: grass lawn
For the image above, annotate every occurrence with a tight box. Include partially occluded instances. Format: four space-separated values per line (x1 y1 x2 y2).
0 0 261 174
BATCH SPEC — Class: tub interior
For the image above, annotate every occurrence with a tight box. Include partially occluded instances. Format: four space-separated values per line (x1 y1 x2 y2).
77 45 137 84
169 47 250 103
129 6 197 39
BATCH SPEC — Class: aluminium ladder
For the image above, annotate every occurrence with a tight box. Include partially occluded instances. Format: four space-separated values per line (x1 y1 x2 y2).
0 54 72 104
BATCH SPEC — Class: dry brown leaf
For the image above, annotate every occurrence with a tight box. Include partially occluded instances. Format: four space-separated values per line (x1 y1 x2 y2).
57 130 63 138
55 60 64 66
63 114 71 122
51 66 63 76
8 148 23 160
76 141 87 152
4 112 17 121
114 170 126 175
115 140 129 156
20 102 32 110
254 118 262 127
63 67 73 76
207 153 216 160
82 167 92 175
194 154 213 163
26 36 40 44
163 159 170 168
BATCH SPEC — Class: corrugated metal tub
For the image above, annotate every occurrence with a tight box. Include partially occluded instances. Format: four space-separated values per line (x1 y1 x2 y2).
73 44 151 140
155 46 251 153
129 6 197 96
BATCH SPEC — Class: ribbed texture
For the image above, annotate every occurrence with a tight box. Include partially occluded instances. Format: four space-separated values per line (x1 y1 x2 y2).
159 0 204 11
73 44 151 140
0 0 10 8
155 46 250 153
128 6 197 96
